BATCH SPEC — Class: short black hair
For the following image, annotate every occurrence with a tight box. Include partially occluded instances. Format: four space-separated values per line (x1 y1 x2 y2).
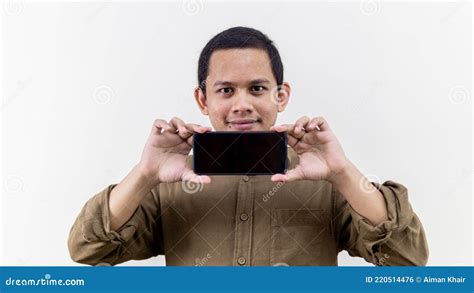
197 26 284 95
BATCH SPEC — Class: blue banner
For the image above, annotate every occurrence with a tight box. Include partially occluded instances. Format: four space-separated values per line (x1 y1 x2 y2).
0 266 472 292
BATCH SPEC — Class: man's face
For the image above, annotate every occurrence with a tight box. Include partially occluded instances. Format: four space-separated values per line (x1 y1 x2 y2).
194 48 290 131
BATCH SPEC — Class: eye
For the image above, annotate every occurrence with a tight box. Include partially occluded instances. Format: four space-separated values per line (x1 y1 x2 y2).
218 87 234 95
251 85 266 93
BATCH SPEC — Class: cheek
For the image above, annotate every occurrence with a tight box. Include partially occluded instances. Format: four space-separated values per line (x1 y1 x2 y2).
255 100 278 118
207 101 228 119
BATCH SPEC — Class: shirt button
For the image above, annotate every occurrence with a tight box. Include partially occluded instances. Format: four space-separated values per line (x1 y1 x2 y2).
237 257 246 265
243 175 249 182
240 213 248 221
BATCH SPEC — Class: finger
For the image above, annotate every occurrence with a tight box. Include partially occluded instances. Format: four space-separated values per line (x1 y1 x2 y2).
185 123 212 134
169 117 191 140
169 116 194 135
306 117 330 132
286 133 299 148
293 116 311 138
184 123 212 146
169 116 186 129
151 119 172 135
170 117 189 135
270 167 302 183
181 168 212 184
270 123 294 133
270 124 299 147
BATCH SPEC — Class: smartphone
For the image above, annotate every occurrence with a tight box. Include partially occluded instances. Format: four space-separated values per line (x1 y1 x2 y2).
192 131 288 175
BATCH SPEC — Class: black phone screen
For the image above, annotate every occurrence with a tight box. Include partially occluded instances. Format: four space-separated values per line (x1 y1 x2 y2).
192 131 288 175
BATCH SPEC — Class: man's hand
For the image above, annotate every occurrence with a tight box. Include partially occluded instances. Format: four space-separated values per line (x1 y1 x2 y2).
270 116 348 183
271 116 389 225
138 117 213 185
109 117 212 231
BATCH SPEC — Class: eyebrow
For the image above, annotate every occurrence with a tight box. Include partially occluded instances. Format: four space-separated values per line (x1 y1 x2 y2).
213 78 271 87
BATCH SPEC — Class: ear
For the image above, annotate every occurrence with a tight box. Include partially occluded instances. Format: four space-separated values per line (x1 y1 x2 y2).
194 86 209 115
276 82 291 112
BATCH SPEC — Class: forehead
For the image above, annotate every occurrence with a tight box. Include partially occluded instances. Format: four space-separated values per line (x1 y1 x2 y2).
207 48 275 84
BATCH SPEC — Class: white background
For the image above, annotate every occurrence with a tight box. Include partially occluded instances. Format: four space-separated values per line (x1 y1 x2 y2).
1 0 472 266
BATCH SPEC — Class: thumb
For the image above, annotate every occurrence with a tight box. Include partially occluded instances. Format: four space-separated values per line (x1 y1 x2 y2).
181 168 211 184
270 167 302 183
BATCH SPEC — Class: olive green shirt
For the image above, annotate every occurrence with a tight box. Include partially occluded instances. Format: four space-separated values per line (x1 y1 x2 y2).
68 147 428 266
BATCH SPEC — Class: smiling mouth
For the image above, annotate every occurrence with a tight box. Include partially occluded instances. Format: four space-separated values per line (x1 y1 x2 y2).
227 119 261 130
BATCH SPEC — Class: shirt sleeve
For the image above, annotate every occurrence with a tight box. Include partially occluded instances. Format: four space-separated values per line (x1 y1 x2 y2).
332 180 429 266
67 184 164 266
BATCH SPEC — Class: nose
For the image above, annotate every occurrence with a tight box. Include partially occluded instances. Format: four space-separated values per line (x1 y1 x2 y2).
231 93 254 115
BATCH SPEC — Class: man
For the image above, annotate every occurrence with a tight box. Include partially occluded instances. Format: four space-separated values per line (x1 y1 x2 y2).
68 27 428 266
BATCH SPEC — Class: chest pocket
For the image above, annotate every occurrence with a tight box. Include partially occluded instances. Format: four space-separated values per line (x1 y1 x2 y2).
270 209 330 266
